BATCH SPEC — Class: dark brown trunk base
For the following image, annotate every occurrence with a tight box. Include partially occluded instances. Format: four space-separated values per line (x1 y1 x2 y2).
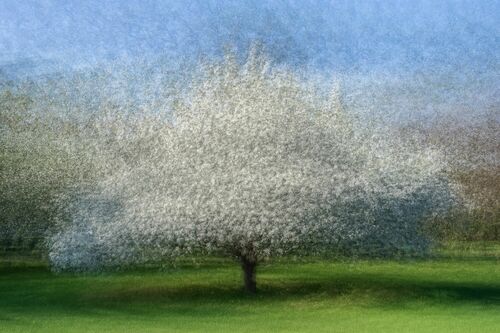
240 256 257 293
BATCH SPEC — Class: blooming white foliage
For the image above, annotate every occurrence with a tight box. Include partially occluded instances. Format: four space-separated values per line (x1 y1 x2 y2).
50 50 454 271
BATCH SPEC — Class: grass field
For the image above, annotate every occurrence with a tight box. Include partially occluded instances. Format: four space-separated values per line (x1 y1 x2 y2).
1 244 500 332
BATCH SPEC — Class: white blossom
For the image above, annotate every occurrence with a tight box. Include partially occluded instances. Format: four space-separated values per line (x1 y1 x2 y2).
49 49 455 280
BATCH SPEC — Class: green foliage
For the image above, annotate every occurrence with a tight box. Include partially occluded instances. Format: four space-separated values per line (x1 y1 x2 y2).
400 118 499 242
0 89 88 252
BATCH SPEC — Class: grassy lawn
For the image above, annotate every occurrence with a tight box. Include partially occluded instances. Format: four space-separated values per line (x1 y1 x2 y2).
1 245 500 332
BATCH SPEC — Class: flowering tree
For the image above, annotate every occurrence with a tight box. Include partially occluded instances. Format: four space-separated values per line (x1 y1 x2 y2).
50 49 454 292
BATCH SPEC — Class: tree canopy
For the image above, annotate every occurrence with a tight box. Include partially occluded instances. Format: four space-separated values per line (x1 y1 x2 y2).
49 50 455 291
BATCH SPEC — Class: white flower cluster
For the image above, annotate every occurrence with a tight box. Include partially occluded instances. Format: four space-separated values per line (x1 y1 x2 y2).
49 50 455 271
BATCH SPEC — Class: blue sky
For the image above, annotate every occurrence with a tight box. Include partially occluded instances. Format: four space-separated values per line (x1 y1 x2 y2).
1 0 498 122
1 0 499 73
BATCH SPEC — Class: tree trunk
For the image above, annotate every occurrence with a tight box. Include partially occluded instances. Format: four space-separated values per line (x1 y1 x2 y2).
240 256 257 293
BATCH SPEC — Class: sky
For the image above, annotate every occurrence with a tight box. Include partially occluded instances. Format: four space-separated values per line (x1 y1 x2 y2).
0 0 499 122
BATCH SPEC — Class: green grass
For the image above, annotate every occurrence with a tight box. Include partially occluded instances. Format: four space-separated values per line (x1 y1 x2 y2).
1 245 500 332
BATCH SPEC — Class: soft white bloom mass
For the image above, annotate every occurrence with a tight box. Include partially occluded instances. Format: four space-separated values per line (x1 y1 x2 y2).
50 49 455 292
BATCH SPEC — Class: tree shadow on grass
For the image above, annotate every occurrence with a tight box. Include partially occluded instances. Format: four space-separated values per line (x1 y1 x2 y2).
97 277 500 303
77 270 500 313
1 262 500 319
